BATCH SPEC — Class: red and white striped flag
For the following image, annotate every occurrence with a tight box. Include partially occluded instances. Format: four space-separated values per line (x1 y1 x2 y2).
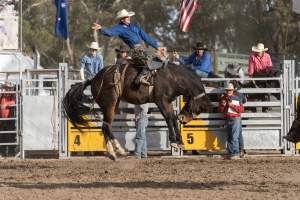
179 0 199 32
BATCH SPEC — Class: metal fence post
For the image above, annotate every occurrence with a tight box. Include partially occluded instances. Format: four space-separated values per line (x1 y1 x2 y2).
283 60 295 155
58 63 68 158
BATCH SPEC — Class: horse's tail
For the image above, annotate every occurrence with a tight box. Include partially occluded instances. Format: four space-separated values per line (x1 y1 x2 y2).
63 80 92 129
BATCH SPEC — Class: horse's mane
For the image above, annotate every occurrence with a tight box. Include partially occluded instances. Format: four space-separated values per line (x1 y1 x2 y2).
166 63 203 82
165 63 211 114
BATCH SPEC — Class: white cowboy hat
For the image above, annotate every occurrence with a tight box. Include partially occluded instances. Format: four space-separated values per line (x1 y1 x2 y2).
89 42 100 50
116 9 135 19
252 43 268 52
225 83 235 90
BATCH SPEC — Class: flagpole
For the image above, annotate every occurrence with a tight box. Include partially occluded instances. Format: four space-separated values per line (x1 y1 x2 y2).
55 0 73 66
66 38 74 66
20 0 22 52
93 19 99 44
65 0 74 66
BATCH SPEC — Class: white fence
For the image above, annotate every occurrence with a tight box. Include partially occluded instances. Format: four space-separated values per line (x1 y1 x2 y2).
0 60 298 158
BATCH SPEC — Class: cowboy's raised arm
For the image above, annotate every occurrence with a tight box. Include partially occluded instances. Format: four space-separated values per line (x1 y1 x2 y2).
92 23 121 37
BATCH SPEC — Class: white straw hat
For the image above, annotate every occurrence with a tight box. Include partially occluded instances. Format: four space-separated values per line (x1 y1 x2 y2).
89 42 100 50
252 43 268 52
116 9 135 19
225 83 235 90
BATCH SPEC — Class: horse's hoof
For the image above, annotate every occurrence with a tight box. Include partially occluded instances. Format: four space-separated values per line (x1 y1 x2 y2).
284 135 296 143
108 154 117 161
117 150 128 156
170 143 178 148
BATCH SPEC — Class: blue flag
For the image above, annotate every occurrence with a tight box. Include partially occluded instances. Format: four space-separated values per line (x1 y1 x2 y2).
55 0 69 39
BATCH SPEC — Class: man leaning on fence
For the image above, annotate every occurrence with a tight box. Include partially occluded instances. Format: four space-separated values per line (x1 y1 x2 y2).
248 43 273 78
173 42 212 78
218 83 245 160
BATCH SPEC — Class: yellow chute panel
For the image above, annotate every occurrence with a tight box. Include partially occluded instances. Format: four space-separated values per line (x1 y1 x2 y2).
181 130 224 150
180 96 225 150
68 119 107 152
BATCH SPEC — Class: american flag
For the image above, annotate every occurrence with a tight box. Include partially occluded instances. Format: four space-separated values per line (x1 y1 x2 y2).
179 0 199 32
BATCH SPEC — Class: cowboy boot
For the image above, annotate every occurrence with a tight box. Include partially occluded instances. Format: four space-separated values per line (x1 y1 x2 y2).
135 68 151 86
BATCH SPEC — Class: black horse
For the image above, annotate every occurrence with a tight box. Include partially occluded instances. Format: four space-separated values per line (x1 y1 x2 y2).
284 97 300 143
63 63 211 160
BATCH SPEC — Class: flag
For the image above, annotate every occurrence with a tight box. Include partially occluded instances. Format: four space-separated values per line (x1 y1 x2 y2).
55 0 69 39
179 0 199 32
293 0 300 14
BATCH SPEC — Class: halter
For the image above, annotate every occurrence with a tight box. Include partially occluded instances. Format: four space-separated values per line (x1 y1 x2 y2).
181 92 206 118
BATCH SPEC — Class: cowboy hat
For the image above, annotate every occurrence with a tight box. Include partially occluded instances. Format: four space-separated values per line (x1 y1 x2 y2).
192 42 207 50
115 45 129 53
116 9 135 20
225 83 236 90
89 42 100 50
252 43 268 52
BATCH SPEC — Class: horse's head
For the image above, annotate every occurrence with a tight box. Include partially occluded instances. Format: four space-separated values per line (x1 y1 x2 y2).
178 93 211 124
284 118 300 143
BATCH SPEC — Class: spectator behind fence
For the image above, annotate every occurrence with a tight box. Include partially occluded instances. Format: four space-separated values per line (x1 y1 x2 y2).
248 43 273 78
173 42 212 78
218 83 245 160
80 42 104 80
0 81 16 120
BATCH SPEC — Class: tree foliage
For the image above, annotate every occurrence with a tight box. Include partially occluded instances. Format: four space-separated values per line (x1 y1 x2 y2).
22 0 300 68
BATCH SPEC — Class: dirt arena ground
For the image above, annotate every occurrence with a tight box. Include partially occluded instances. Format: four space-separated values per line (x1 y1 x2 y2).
0 156 300 200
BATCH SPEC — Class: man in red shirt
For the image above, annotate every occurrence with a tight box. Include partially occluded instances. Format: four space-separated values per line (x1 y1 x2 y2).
248 43 273 77
219 83 245 159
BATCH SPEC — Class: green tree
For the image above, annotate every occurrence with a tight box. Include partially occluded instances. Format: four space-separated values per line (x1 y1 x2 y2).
22 0 300 69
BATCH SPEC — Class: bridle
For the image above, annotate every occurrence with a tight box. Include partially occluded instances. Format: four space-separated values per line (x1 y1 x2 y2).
181 92 206 118
193 92 205 100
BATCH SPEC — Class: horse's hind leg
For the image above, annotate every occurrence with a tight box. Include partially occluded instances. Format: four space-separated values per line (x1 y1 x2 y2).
111 99 126 156
102 121 117 161
102 102 126 160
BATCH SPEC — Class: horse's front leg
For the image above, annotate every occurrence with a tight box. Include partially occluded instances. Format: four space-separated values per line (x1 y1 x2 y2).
172 115 183 147
156 101 179 148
